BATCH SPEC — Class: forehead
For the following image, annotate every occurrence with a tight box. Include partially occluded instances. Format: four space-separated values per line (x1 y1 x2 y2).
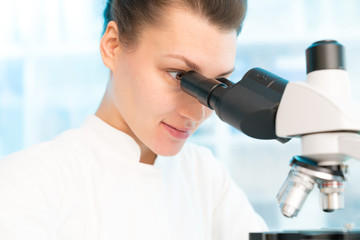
138 7 238 76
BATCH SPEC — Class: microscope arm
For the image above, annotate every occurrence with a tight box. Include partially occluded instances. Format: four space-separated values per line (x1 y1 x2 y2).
274 69 360 165
275 74 360 138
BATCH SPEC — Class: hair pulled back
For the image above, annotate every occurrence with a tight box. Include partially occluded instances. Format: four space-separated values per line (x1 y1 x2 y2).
103 0 247 48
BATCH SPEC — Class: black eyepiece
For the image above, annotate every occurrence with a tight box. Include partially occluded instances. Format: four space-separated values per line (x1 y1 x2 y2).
306 40 345 74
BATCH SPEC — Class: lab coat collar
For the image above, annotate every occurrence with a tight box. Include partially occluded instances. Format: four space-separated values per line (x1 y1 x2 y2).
83 115 142 163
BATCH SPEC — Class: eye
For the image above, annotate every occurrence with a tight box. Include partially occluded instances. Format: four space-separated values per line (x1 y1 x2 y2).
168 71 184 81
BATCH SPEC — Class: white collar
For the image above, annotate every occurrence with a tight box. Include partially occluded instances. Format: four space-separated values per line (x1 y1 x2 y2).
81 115 163 177
83 115 141 162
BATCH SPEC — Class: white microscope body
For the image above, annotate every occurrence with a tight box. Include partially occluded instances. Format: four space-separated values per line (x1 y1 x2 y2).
179 40 360 239
276 40 360 217
179 40 360 219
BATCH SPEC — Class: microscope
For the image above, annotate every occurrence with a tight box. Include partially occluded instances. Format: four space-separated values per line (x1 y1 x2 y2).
179 40 360 239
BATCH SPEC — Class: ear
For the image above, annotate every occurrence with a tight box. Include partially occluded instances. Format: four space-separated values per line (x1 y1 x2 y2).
100 21 121 71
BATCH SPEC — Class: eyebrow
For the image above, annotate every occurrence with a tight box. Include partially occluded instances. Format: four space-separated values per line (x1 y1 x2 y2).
165 54 235 77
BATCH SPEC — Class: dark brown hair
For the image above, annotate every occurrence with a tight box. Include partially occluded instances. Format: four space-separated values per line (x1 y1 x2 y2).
103 0 247 48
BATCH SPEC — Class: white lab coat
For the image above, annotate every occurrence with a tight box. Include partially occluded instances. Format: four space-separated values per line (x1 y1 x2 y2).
0 115 267 240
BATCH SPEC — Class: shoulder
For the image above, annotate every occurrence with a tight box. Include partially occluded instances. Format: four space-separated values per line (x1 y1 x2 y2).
177 142 219 165
0 127 89 188
0 127 91 235
1 127 83 163
174 142 252 204
178 142 213 159
174 142 227 175
177 146 269 235
159 142 231 189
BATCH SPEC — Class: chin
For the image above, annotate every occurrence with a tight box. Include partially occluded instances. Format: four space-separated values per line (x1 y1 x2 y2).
153 141 185 157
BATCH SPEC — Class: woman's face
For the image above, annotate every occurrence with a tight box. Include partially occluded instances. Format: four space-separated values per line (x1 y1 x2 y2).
102 7 237 158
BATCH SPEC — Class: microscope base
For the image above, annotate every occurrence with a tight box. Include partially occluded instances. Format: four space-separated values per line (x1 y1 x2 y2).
250 230 360 240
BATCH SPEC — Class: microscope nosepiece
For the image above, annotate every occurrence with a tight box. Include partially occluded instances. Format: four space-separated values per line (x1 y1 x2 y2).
278 156 347 217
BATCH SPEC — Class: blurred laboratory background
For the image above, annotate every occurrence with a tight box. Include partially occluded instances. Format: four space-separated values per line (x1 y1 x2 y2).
1 0 360 231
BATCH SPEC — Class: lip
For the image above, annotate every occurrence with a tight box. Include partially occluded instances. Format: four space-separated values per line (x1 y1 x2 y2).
161 122 192 139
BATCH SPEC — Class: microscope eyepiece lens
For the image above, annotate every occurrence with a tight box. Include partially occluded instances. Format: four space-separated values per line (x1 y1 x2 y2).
180 71 227 109
306 40 345 73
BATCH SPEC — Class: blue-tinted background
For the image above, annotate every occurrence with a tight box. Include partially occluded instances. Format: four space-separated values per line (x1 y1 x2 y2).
1 0 360 231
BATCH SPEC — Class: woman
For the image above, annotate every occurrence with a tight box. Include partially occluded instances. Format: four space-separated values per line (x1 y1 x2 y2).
0 0 267 239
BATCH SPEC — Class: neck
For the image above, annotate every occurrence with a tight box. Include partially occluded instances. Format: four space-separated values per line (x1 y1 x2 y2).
96 79 157 165
139 146 157 165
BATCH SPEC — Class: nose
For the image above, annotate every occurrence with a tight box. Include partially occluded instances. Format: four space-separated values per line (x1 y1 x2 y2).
178 94 206 122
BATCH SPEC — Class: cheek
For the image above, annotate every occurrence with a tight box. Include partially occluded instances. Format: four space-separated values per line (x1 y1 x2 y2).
113 54 181 123
131 73 180 120
204 108 213 119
